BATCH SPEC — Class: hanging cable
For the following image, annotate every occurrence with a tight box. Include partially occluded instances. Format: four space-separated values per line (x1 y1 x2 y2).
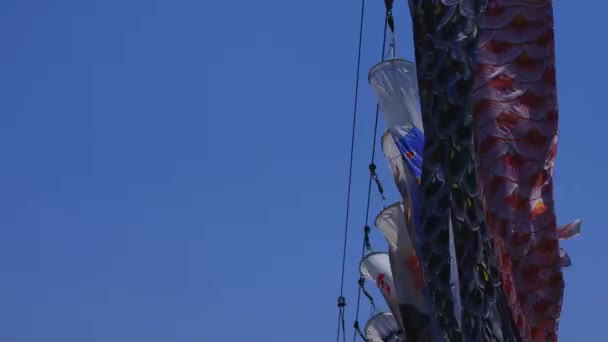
336 0 366 340
337 298 347 342
363 225 372 252
352 10 390 342
358 276 376 309
384 0 396 59
369 163 386 206
354 321 369 342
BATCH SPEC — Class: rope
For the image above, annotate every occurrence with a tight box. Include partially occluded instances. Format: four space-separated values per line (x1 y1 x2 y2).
352 12 390 342
336 0 395 340
358 276 376 310
336 0 366 339
369 163 387 206
354 321 369 342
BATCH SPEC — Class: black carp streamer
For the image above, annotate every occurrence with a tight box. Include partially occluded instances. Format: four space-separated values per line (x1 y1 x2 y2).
406 1 520 341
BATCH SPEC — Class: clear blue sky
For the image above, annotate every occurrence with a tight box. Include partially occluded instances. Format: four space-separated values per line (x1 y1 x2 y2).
0 1 605 341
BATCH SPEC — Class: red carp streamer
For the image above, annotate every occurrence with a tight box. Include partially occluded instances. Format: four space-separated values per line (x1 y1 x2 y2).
473 1 563 340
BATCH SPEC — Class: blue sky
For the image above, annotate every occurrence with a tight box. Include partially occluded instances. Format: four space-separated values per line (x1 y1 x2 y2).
0 1 605 341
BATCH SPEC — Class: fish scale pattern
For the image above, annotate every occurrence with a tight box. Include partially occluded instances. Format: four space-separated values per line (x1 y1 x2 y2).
473 1 564 341
407 0 520 341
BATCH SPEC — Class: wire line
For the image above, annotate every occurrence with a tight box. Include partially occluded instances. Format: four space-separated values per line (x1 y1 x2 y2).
336 0 367 340
352 15 389 342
